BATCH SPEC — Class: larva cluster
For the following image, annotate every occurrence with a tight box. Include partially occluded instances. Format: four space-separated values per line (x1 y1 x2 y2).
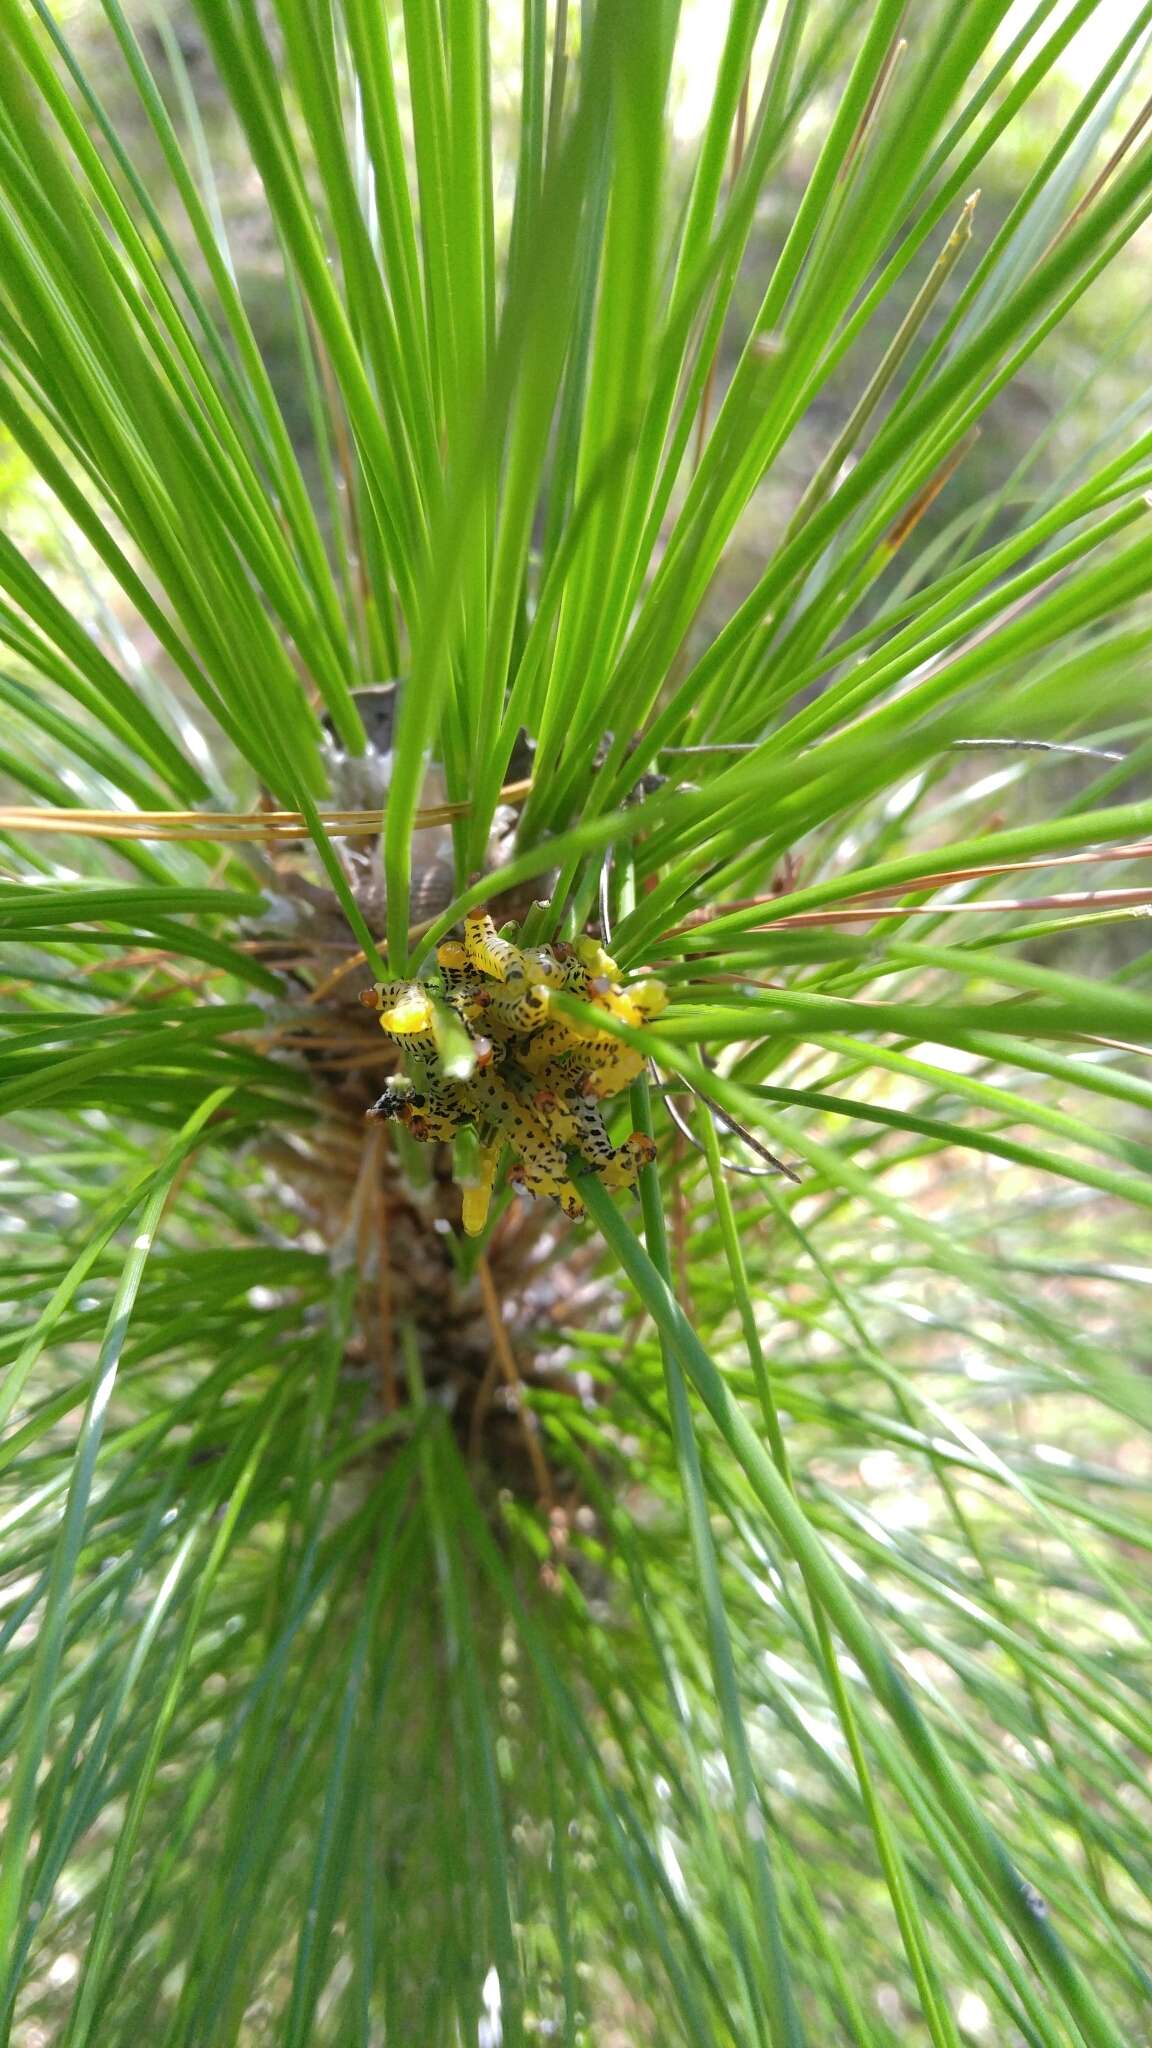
361 911 668 1234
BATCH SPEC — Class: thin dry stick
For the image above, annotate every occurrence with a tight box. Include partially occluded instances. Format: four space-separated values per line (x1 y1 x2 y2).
739 887 1152 929
468 1351 502 1461
475 1254 554 1507
102 965 194 1016
671 841 1152 933
881 428 980 555
0 779 534 844
837 30 907 183
307 949 370 1004
1042 85 1152 260
353 1127 381 1275
846 842 1152 897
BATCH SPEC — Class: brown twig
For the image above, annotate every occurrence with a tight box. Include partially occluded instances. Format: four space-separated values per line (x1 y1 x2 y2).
882 429 979 555
838 29 907 183
475 1254 554 1507
1041 85 1152 261
307 948 370 1004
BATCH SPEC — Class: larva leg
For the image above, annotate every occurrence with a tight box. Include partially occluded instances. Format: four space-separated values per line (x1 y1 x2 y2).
513 1032 590 1090
534 1089 614 1169
572 936 621 984
514 1018 596 1073
535 1089 655 1189
464 981 552 1037
596 1132 657 1189
592 979 666 1031
435 941 475 1000
366 1076 414 1123
561 1025 636 1077
465 1070 564 1171
508 1151 585 1221
405 1088 468 1143
585 1046 646 1098
370 1072 468 1144
517 945 567 989
496 1096 582 1220
628 978 669 1024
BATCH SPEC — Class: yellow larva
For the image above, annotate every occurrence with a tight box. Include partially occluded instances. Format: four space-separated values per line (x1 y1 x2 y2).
365 915 666 1227
463 910 524 983
461 1139 502 1237
464 981 552 1037
534 1090 656 1190
584 1045 647 1099
435 940 473 995
369 982 441 1065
